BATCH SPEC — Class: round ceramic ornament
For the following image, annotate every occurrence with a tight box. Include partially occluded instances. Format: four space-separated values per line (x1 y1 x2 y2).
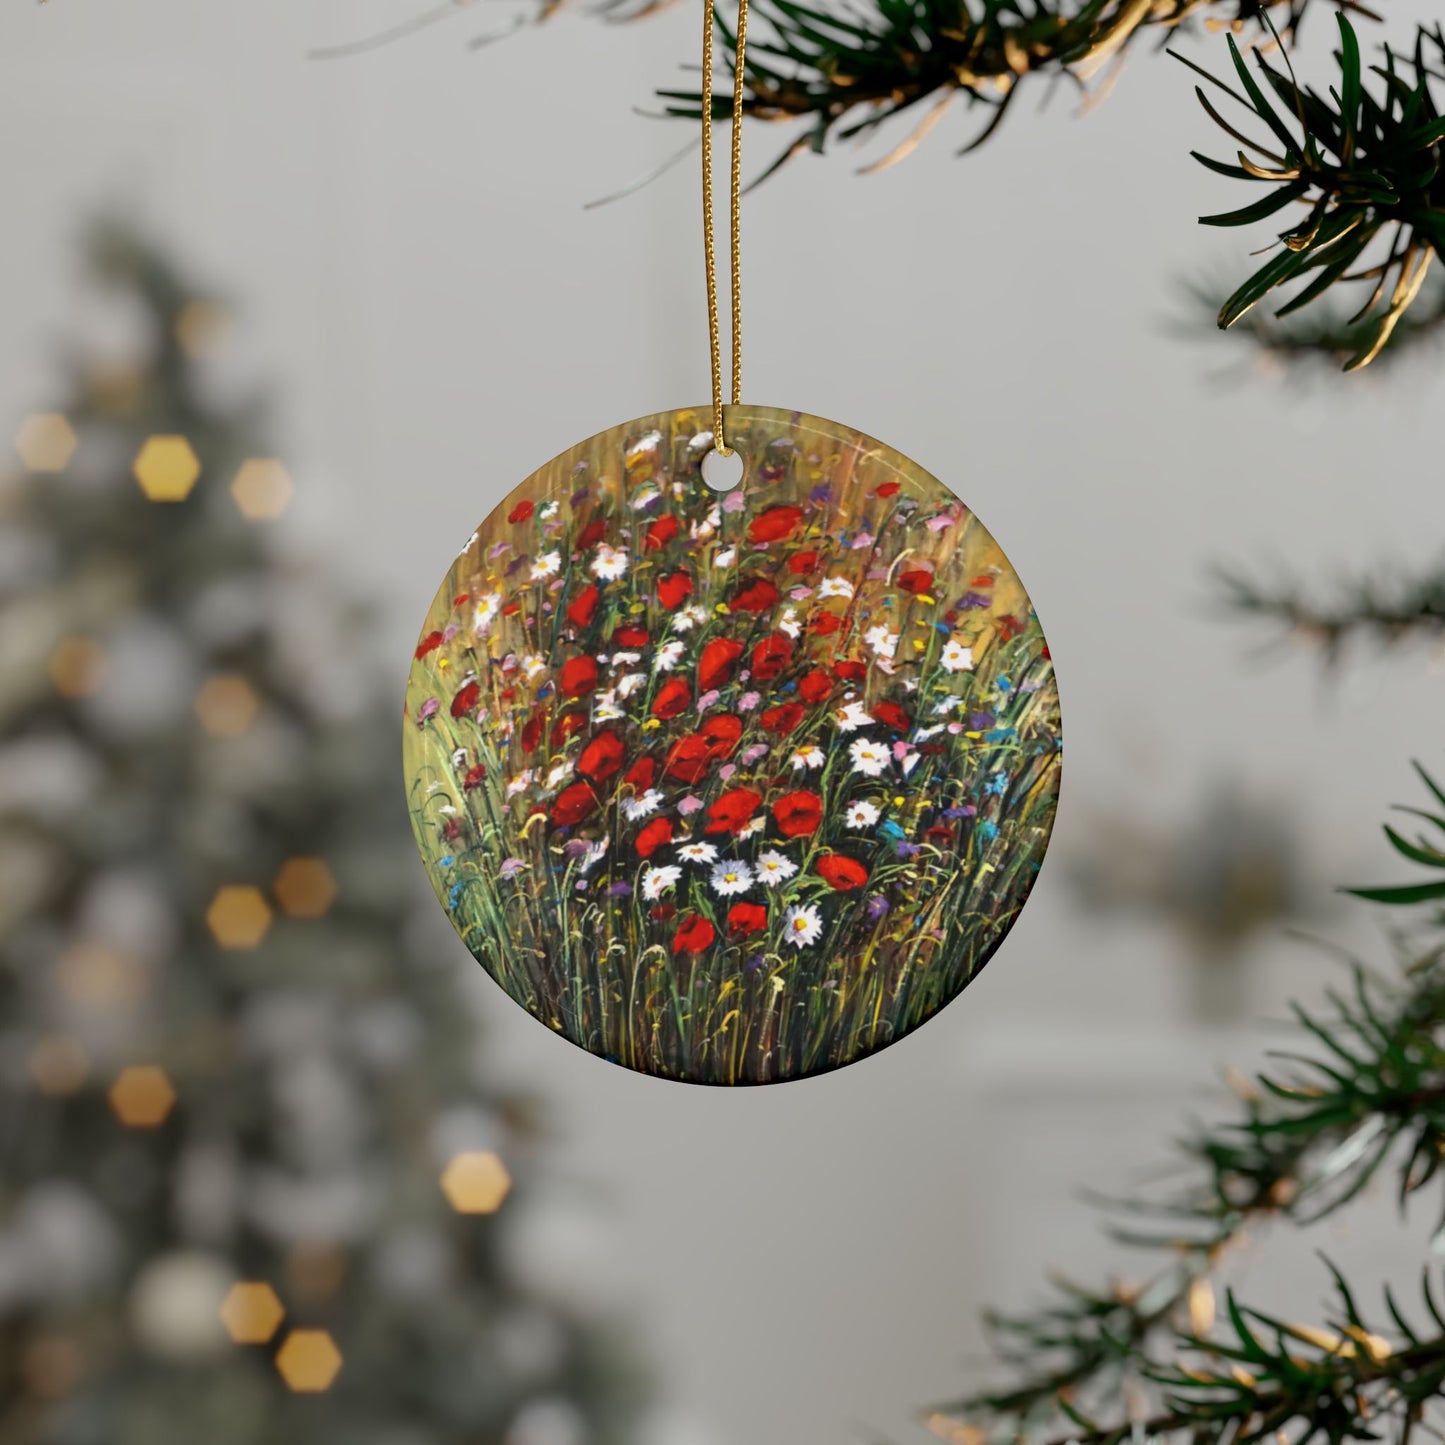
403 405 1061 1084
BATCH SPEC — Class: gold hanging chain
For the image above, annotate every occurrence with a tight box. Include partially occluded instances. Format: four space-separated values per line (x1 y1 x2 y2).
701 0 747 456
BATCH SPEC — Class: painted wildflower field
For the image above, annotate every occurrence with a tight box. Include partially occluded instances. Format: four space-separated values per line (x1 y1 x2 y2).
403 405 1061 1084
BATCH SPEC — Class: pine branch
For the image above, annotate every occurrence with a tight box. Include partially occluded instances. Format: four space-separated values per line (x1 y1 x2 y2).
1220 564 1445 659
1186 14 1445 370
927 767 1445 1445
658 0 1339 163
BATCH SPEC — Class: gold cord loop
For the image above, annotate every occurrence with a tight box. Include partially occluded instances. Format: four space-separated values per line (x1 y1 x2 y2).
702 0 747 456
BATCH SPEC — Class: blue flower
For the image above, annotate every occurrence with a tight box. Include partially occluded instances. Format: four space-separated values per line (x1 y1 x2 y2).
437 855 455 868
878 820 908 842
977 820 999 842
984 772 1008 797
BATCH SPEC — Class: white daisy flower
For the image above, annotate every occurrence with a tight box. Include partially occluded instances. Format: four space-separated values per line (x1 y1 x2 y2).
915 724 946 740
865 623 899 659
778 607 802 639
940 640 975 673
690 505 722 542
531 550 561 582
930 697 959 717
836 701 875 732
594 690 625 722
714 547 737 569
591 544 630 581
630 485 661 511
845 800 881 829
610 650 642 668
538 500 559 519
623 789 663 821
737 817 767 839
673 606 709 633
545 760 575 789
506 769 535 797
677 841 719 865
790 747 826 772
474 591 502 632
578 835 609 874
641 864 682 901
819 576 855 600
755 850 799 887
655 640 686 671
782 903 824 948
710 860 754 897
901 751 922 777
616 672 648 699
849 738 890 777
522 654 548 682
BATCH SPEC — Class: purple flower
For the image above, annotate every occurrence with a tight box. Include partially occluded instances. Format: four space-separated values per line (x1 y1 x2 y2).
865 894 890 920
417 698 440 724
850 532 874 550
969 712 995 730
607 881 633 898
959 591 991 611
498 857 526 879
488 541 513 561
809 483 832 505
896 841 922 859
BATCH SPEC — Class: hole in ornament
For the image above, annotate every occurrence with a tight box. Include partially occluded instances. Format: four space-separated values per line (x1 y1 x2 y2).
701 447 744 493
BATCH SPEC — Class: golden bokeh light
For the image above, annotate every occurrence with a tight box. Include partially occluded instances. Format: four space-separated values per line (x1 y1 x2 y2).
48 637 107 698
194 674 260 738
108 1065 177 1128
219 1282 285 1345
29 1036 89 1096
274 1329 343 1393
58 939 149 1007
133 435 200 503
230 459 293 521
174 299 231 360
285 1243 347 1302
440 1151 512 1215
205 885 273 950
273 858 337 920
15 412 77 473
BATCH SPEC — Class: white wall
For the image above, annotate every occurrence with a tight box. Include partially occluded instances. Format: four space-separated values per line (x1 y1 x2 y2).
2 2 1442 1441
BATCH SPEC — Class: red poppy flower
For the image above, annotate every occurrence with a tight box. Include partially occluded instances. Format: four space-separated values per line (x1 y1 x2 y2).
747 505 804 544
833 660 867 682
996 613 1023 641
898 568 934 596
760 702 804 734
773 790 823 838
729 577 781 614
566 585 599 629
634 816 674 859
551 710 587 748
463 763 487 790
797 669 833 704
450 680 481 718
657 571 693 610
414 630 444 660
560 656 599 698
751 633 793 682
652 677 692 720
727 902 768 936
645 515 680 550
503 602 522 618
577 519 607 550
508 499 535 524
874 700 911 731
612 624 650 648
651 902 677 922
672 914 716 955
817 854 869 891
877 481 901 498
577 729 625 783
787 550 821 575
698 637 745 692
664 734 712 784
521 710 546 753
811 612 843 636
625 755 657 790
705 787 762 836
551 781 598 827
699 712 743 758
452 592 470 606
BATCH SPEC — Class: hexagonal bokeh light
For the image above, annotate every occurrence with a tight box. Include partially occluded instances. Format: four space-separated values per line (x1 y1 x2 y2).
15 412 77 473
440 1151 512 1215
274 1329 343 1392
205 886 273 950
108 1065 177 1128
230 458 293 521
219 1282 285 1345
273 858 337 919
133 435 200 502
194 674 260 737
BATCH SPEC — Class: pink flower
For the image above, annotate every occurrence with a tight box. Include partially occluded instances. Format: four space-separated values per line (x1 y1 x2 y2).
739 691 761 711
678 796 704 816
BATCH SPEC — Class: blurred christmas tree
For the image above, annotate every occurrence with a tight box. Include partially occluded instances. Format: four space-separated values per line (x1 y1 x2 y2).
0 220 640 1445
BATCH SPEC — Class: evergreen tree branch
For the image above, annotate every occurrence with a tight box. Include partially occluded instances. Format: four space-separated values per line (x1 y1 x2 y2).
928 769 1445 1445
